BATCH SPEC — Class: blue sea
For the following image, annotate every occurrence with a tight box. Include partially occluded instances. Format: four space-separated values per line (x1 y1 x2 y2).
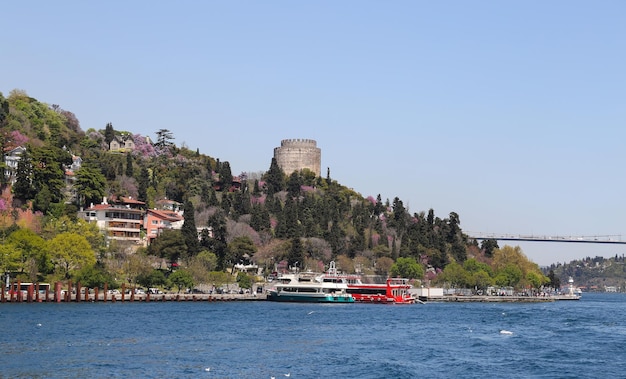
1 293 625 378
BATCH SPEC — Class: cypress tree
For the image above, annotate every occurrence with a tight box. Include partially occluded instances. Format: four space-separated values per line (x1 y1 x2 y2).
125 153 134 177
181 200 200 257
265 158 284 195
104 122 115 147
137 167 149 203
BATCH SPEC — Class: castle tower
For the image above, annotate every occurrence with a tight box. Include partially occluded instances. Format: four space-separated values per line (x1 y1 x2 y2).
273 139 321 177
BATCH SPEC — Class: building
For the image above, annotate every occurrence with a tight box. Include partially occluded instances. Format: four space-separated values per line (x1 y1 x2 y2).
109 134 135 152
273 139 321 176
3 146 26 184
79 197 145 245
144 208 184 245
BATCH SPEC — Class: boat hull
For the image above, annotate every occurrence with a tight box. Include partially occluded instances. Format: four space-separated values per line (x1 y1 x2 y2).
267 292 354 303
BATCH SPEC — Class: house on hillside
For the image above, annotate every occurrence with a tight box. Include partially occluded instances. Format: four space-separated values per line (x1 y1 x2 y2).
79 197 145 246
63 154 83 204
3 146 26 184
109 134 135 152
144 208 184 245
155 198 182 213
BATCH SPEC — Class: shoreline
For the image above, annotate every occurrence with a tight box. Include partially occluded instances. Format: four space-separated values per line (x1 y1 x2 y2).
1 293 581 304
422 295 580 303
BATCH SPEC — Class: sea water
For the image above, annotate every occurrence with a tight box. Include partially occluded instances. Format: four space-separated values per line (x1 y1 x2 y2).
0 293 625 378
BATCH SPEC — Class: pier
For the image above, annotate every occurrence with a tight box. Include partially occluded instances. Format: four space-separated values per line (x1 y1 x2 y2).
1 281 266 303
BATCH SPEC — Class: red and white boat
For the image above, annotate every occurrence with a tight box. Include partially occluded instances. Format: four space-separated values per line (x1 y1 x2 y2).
319 262 416 304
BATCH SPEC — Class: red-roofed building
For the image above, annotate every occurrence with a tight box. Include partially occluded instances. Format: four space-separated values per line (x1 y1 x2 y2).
79 197 145 245
144 208 184 244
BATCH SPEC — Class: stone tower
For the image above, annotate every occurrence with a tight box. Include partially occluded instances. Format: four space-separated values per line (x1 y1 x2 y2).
273 139 321 176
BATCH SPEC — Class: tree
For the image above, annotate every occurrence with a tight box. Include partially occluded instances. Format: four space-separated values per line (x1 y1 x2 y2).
205 211 228 270
42 216 106 257
12 148 35 203
219 161 233 191
125 153 134 177
136 269 168 289
287 171 302 198
480 239 499 258
287 237 305 269
439 261 468 288
7 228 48 280
147 229 187 265
74 263 116 289
547 269 560 289
137 166 150 203
169 269 194 293
227 236 257 266
264 157 285 195
375 257 394 276
75 163 107 208
104 122 115 147
155 128 174 153
390 257 424 279
495 264 523 288
0 242 22 276
186 251 218 285
236 271 253 289
181 200 200 257
207 271 230 290
31 146 72 206
47 232 96 279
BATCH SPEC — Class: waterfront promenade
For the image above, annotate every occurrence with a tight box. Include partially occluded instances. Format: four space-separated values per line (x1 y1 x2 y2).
2 282 579 304
1 281 267 303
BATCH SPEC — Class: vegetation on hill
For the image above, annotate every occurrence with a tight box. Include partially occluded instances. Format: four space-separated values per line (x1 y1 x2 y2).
544 255 626 292
0 89 550 293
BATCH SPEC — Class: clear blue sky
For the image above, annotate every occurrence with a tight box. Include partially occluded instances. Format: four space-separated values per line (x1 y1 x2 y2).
2 2 625 266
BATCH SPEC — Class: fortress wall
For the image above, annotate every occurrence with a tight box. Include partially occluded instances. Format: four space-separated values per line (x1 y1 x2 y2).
273 139 321 176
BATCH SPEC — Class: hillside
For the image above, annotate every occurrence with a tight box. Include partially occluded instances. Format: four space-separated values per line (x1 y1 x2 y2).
545 255 626 292
1 89 554 294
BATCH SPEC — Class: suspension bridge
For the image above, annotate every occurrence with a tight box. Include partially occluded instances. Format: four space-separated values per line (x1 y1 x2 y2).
468 233 626 245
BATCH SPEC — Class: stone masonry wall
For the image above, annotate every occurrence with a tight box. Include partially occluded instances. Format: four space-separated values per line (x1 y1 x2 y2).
273 139 321 176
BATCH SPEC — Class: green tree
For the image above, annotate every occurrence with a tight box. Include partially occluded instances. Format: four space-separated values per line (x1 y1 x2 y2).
264 157 285 195
137 166 150 203
236 271 253 289
207 271 230 290
75 163 107 208
147 229 187 265
169 269 194 293
227 236 257 266
526 271 546 291
439 261 468 288
31 146 72 205
7 228 47 280
495 264 523 288
480 239 499 258
547 269 560 289
125 152 134 177
186 250 218 285
205 211 228 270
104 122 115 147
219 161 233 191
42 216 106 257
181 200 200 257
136 269 168 289
390 257 424 279
155 128 174 152
287 171 302 198
47 232 96 279
287 237 305 269
12 148 35 203
74 263 116 289
0 242 22 275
